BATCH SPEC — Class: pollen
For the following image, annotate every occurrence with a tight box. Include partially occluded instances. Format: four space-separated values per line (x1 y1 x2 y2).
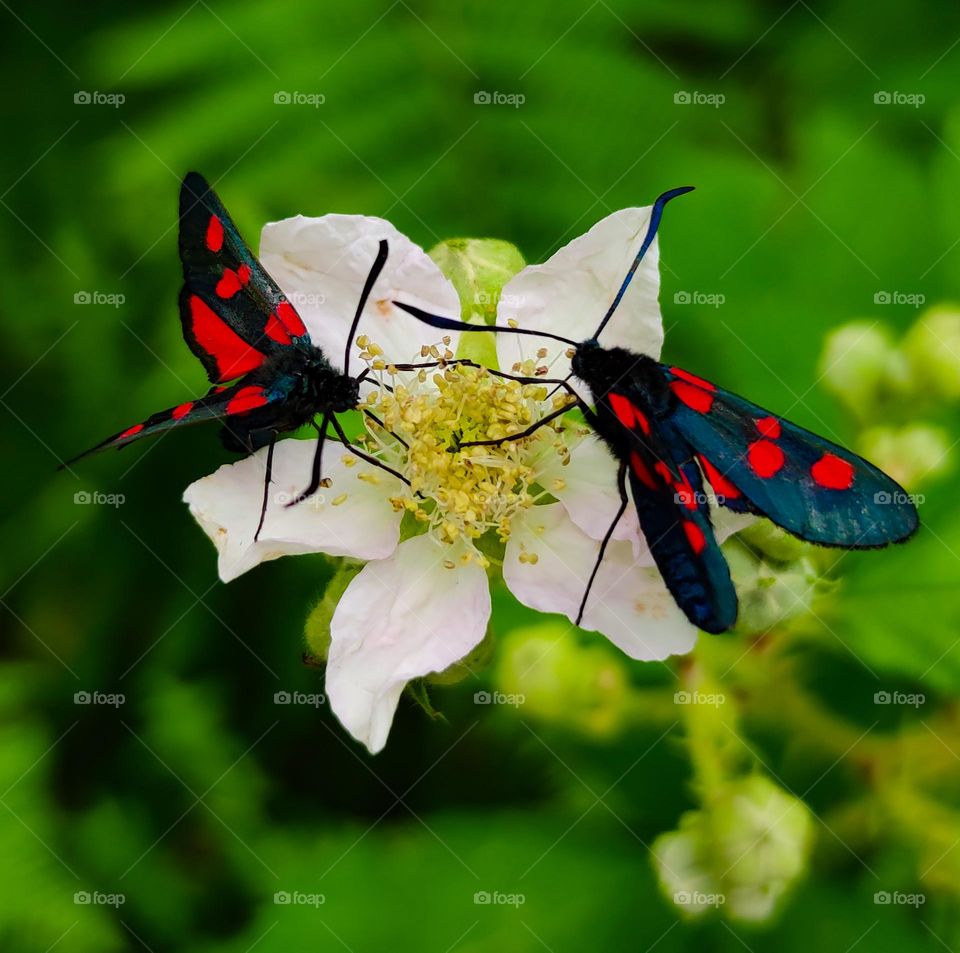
357 348 578 563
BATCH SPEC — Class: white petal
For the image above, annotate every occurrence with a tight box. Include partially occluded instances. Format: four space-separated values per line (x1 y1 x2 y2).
183 439 402 582
535 432 641 550
260 214 461 371
504 503 698 661
496 206 664 387
326 535 491 754
711 507 757 542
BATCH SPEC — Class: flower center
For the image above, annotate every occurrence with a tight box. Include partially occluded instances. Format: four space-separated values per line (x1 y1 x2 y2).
356 339 577 567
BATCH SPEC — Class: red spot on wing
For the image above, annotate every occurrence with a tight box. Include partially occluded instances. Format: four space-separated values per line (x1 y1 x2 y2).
609 393 635 427
671 380 714 413
609 393 651 435
172 402 194 420
673 470 698 510
120 423 144 439
654 461 673 485
748 439 785 478
226 386 269 415
630 451 657 490
216 269 242 299
189 295 266 381
276 301 307 338
682 520 706 555
670 367 716 392
215 266 250 299
205 215 224 253
755 416 781 439
265 312 293 345
811 453 855 490
698 456 742 499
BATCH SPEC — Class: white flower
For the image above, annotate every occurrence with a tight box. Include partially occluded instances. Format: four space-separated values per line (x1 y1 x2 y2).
184 205 748 754
184 213 503 753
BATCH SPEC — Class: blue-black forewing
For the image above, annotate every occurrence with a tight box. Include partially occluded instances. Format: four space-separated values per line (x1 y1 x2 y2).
179 172 311 383
599 388 738 634
663 366 919 547
62 377 296 465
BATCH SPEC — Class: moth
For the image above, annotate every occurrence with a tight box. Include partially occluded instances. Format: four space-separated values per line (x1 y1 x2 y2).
67 173 415 538
393 188 919 632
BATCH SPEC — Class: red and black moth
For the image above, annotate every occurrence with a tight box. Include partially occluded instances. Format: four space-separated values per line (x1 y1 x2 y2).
65 173 422 539
394 188 919 634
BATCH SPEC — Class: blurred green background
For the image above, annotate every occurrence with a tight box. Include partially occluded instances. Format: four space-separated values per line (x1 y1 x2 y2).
2 0 960 949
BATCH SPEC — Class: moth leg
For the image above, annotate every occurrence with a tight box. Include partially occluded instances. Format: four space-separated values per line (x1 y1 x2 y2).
285 413 332 508
461 361 590 412
362 410 409 449
328 414 410 486
455 401 575 449
390 361 446 371
575 460 628 626
253 432 278 542
451 362 594 448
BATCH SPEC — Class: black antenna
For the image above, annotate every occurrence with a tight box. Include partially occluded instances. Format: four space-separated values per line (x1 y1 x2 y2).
591 186 694 340
392 302 579 348
394 187 694 350
344 239 389 376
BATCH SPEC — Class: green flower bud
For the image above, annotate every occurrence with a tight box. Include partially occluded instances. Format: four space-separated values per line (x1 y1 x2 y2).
858 423 952 489
653 775 813 923
654 825 719 917
494 624 630 738
901 305 960 404
818 321 908 420
737 521 811 564
724 540 819 635
303 560 364 662
428 238 526 367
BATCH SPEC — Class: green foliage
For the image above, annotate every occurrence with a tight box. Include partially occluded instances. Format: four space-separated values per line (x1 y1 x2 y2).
2 0 960 949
